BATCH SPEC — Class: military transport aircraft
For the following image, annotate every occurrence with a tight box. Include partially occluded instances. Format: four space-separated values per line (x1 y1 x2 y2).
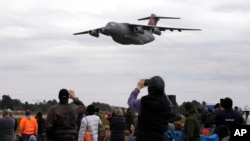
73 14 201 45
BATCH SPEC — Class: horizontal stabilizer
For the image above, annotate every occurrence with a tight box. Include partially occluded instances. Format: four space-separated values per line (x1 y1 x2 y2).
138 16 180 20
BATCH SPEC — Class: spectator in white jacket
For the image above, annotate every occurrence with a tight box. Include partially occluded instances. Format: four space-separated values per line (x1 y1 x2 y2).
78 105 102 141
243 106 250 125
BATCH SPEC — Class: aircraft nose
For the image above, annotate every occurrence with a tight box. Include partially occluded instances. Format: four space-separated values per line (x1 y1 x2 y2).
105 24 112 30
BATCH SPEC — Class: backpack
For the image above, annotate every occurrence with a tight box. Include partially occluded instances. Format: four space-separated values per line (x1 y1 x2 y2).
201 134 219 141
201 128 211 136
164 130 185 141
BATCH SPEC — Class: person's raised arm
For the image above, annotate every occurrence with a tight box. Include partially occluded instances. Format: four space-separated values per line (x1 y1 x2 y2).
127 79 146 114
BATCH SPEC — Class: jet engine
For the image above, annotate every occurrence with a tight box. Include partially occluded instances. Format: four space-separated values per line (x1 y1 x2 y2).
134 26 144 34
151 28 161 35
89 30 99 37
98 28 109 35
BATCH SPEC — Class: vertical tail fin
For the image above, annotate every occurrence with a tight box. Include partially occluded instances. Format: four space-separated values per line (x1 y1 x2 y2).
148 14 158 25
138 13 181 26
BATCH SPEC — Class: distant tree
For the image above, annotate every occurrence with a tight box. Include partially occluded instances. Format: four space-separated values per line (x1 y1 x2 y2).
12 99 23 110
0 94 176 115
24 101 30 110
92 102 112 111
2 95 13 109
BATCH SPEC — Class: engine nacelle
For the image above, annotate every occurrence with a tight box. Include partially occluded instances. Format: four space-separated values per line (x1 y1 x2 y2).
134 26 144 34
89 30 99 37
98 28 109 35
151 28 161 35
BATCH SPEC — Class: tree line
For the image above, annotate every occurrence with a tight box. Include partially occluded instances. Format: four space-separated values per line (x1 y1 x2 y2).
0 95 115 114
0 94 208 115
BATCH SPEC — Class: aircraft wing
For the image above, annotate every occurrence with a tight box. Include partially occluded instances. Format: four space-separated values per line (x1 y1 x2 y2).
128 23 201 32
156 26 201 31
73 27 106 37
73 31 89 35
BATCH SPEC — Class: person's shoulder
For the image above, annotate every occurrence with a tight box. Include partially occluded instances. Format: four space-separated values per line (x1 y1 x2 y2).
86 115 100 122
31 118 38 124
10 117 15 122
233 110 242 115
118 115 126 121
20 116 26 120
93 114 101 119
50 103 61 109
215 110 224 116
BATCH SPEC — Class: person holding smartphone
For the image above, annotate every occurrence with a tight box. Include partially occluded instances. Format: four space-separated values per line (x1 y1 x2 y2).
127 76 173 141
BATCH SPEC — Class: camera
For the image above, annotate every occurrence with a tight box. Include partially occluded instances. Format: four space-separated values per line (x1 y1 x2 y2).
144 79 150 86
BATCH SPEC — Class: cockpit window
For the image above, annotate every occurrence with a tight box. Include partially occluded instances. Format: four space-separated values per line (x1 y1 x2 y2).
109 23 115 26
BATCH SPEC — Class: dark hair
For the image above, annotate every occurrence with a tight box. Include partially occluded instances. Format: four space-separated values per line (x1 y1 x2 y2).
25 110 31 115
87 105 96 115
58 88 69 104
36 111 43 119
223 97 233 109
214 125 230 139
214 103 221 109
184 102 195 112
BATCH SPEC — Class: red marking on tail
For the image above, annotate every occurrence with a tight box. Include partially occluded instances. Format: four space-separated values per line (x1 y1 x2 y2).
150 19 156 25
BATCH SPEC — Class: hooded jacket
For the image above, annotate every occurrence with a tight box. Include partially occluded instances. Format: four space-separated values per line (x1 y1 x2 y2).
136 76 172 141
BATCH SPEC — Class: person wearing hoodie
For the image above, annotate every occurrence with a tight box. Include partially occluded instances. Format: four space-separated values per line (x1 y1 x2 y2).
19 110 38 141
127 76 173 141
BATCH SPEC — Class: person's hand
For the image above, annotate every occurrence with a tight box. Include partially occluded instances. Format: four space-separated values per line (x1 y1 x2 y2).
130 124 135 135
17 133 22 137
68 89 76 99
136 79 145 90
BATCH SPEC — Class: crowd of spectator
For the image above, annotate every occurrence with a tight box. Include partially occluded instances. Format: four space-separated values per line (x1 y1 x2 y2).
0 75 249 141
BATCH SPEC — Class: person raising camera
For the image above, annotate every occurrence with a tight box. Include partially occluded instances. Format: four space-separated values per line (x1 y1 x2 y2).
127 75 173 141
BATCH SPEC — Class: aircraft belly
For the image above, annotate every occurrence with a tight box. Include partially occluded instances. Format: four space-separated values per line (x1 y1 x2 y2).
128 32 155 44
110 25 155 45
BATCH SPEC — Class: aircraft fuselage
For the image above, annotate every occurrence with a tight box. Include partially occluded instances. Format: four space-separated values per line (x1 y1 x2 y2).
103 22 155 45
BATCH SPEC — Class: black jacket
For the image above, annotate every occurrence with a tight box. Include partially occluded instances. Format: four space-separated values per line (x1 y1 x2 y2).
110 115 126 141
137 76 172 141
215 108 244 128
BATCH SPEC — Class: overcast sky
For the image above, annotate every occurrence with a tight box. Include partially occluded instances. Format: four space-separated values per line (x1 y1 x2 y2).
0 0 250 108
